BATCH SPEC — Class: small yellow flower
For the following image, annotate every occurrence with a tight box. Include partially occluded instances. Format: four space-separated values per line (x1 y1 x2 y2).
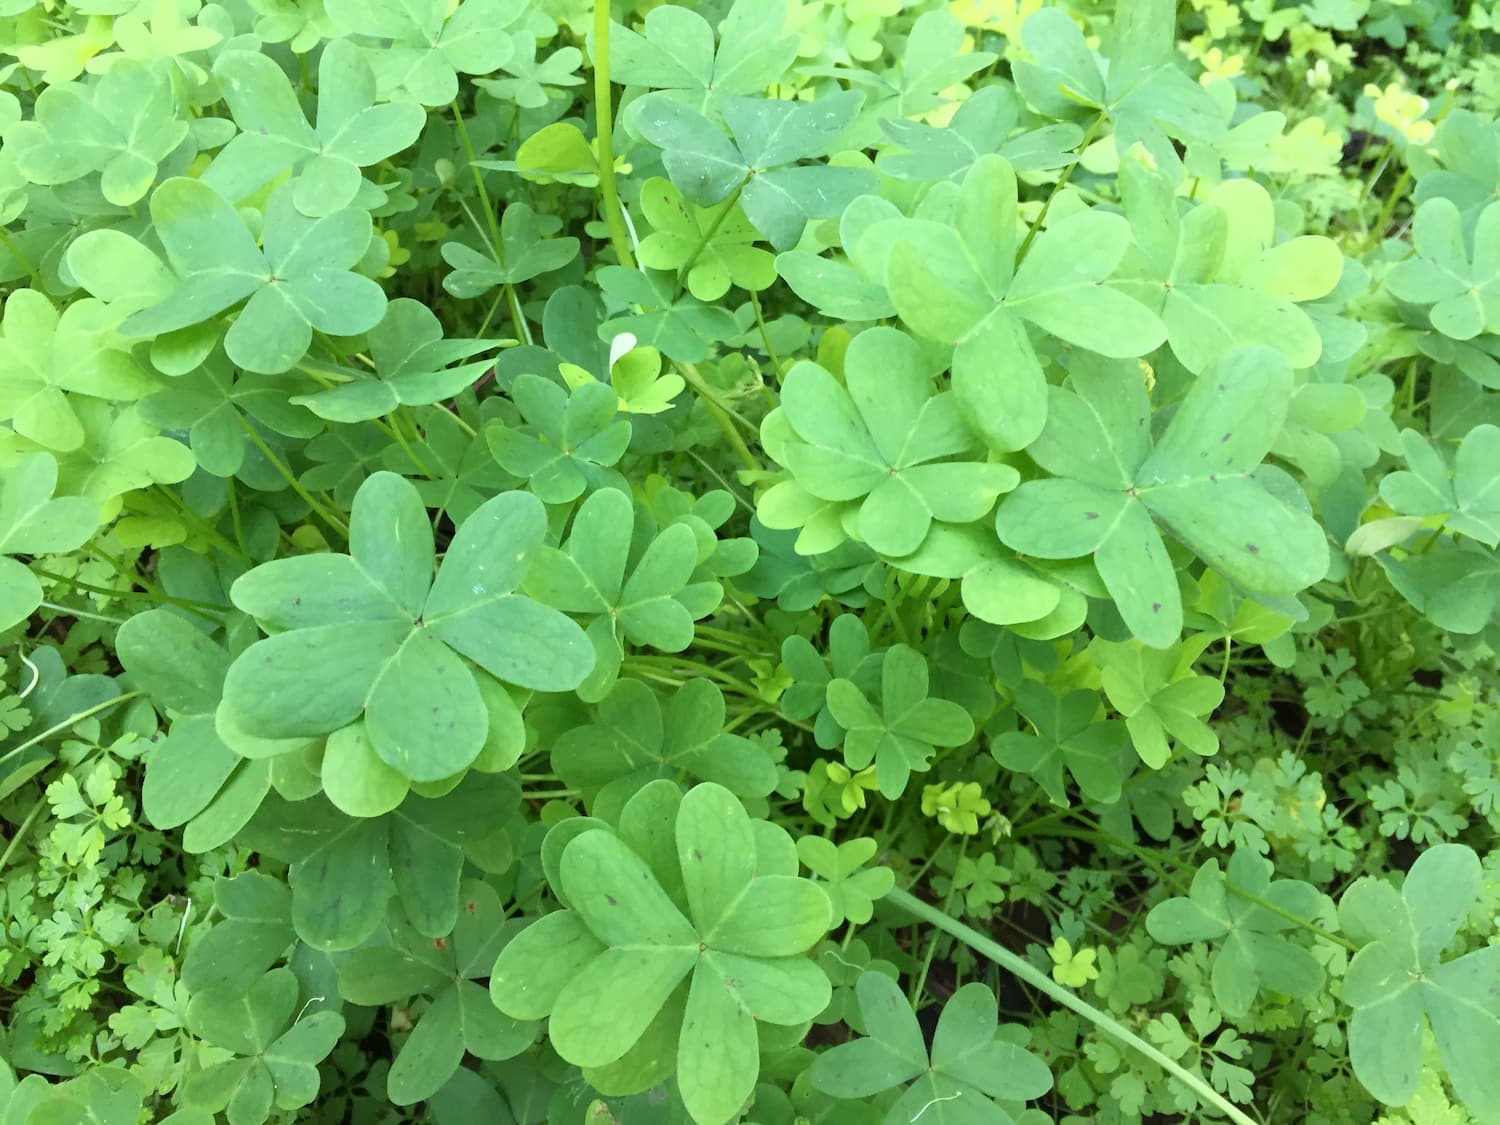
1190 0 1242 40
1364 81 1435 146
949 0 1043 38
1198 47 1244 86
1049 938 1101 987
1305 59 1332 91
920 781 992 835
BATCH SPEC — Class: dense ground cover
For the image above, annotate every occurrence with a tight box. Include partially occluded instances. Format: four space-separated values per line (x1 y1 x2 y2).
1 0 1498 1121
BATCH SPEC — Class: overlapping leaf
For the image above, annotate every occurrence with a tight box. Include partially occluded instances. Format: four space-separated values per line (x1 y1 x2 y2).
596 266 741 363
994 347 1329 648
0 288 156 452
0 452 99 629
441 203 580 297
810 972 1052 1125
826 644 974 799
292 299 502 424
758 325 1017 558
338 881 536 1105
1338 843 1499 1115
491 782 833 1125
324 0 521 105
868 155 1166 452
876 83 1085 181
1379 424 1500 546
180 969 344 1124
241 774 519 950
1385 198 1500 340
631 89 874 250
4 59 186 205
69 178 386 374
525 487 719 698
205 41 427 215
636 177 775 301
795 836 894 926
1145 849 1324 1018
485 374 630 504
1091 639 1225 767
550 678 777 807
990 681 1127 806
1119 162 1345 373
1010 1 1224 173
606 0 797 112
220 472 591 781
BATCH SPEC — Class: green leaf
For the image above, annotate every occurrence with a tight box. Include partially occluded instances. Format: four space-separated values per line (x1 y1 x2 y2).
608 0 797 111
1091 639 1224 767
551 677 777 807
510 121 598 185
990 681 1127 806
109 179 386 374
424 488 593 692
1146 850 1324 1018
0 288 156 452
1340 843 1499 1114
811 973 1051 1119
441 204 580 297
486 375 631 504
321 723 410 817
183 969 344 1120
636 177 776 302
768 326 1016 557
632 89 874 250
1380 425 1500 547
294 300 501 424
877 84 1084 182
205 40 426 215
180 873 295 994
997 348 1327 647
142 714 240 830
827 645 974 799
6 61 187 206
878 155 1166 378
493 783 831 1120
224 474 589 781
115 609 224 717
795 836 895 926
0 452 98 628
325 0 518 105
631 95 748 205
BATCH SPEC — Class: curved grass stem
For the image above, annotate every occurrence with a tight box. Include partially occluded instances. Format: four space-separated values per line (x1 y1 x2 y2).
886 887 1260 1125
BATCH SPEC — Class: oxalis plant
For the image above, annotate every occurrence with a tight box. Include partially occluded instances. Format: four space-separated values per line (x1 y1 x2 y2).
1 0 1499 1121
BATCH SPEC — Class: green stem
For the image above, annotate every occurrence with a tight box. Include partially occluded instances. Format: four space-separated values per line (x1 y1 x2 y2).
0 797 46 873
748 288 784 379
1067 817 1359 955
234 414 350 538
1015 112 1106 266
41 602 129 625
0 692 143 770
1359 137 1397 204
592 0 636 270
0 227 44 292
675 362 760 471
449 101 530 343
885 888 1259 1125
909 838 966 1005
675 175 752 293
